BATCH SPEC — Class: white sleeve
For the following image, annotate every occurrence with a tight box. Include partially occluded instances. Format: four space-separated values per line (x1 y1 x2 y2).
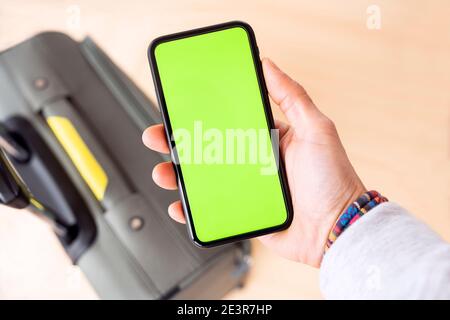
320 202 450 299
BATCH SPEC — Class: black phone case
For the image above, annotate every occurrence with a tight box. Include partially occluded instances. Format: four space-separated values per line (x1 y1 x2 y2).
148 21 293 247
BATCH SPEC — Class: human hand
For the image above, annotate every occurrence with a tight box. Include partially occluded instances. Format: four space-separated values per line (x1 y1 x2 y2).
142 58 366 267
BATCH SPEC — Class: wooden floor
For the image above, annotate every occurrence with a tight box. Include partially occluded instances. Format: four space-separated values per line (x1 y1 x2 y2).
0 0 449 299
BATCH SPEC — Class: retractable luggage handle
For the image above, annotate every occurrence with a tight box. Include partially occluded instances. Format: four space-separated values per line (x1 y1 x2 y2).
0 138 73 242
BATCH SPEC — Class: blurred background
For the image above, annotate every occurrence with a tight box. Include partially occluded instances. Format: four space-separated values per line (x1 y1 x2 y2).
0 0 449 299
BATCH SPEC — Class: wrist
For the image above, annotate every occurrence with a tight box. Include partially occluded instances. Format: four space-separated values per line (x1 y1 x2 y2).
306 183 366 267
325 190 388 253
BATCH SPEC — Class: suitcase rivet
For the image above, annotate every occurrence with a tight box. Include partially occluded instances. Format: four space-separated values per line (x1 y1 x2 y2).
33 77 48 90
129 216 144 231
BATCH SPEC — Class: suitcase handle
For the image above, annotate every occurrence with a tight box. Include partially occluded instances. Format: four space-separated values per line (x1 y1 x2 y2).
2 117 96 261
0 123 30 162
0 135 75 242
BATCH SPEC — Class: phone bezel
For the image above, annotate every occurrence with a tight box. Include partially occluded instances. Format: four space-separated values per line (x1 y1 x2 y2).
148 21 293 247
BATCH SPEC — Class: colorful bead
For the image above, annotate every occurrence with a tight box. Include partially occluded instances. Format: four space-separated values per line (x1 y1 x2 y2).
325 191 388 253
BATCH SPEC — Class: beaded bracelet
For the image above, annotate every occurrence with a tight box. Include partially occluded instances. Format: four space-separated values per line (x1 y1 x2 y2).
325 190 388 252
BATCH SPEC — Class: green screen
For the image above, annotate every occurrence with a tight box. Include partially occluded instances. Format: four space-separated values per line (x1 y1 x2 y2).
154 26 288 243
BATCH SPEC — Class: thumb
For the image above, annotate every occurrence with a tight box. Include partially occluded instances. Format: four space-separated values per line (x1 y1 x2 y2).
262 58 318 129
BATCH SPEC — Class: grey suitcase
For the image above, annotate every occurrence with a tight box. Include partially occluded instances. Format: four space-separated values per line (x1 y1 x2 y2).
0 32 251 299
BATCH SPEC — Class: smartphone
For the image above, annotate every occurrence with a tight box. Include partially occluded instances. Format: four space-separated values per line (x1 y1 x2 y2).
148 21 292 247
